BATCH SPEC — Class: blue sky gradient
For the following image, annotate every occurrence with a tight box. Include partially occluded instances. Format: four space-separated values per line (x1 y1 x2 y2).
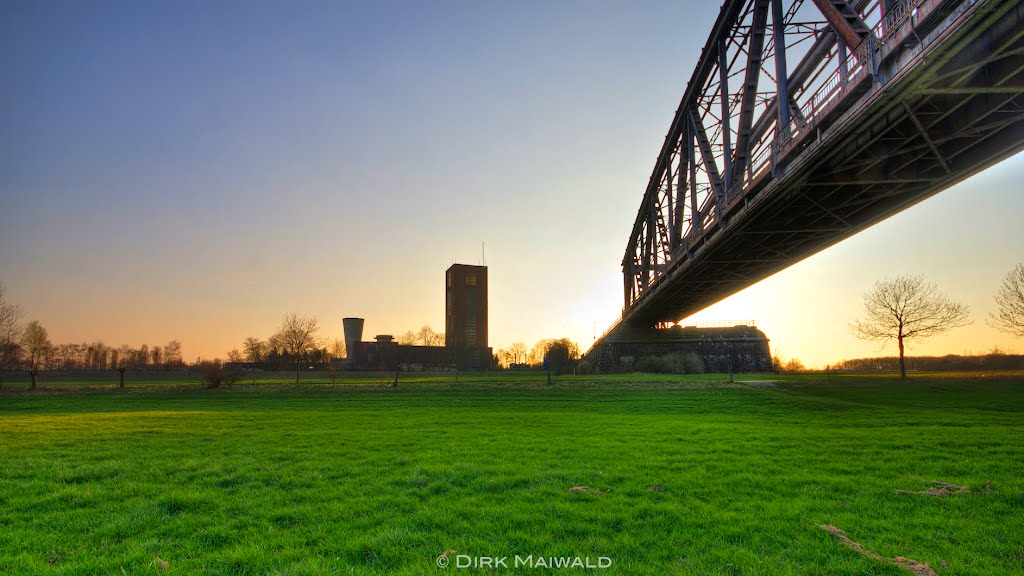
2 1 1021 365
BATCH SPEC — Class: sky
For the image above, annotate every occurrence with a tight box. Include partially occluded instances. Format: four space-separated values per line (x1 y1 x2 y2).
1 0 1021 367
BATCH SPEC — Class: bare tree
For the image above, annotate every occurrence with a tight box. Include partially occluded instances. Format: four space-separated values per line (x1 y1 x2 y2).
20 320 51 389
227 349 244 363
84 341 108 370
115 344 131 387
0 282 25 380
416 325 444 347
328 338 346 360
509 342 527 365
495 348 513 369
851 275 971 380
118 344 133 368
0 283 24 341
324 348 342 386
528 339 553 366
395 326 444 347
21 321 50 366
989 263 1024 337
274 313 321 384
243 337 268 363
164 340 183 367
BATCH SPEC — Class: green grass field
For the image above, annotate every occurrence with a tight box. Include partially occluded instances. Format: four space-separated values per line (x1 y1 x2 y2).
1 373 1022 575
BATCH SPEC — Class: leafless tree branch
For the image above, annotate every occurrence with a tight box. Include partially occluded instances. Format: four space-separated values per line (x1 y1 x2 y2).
988 263 1024 338
850 274 971 379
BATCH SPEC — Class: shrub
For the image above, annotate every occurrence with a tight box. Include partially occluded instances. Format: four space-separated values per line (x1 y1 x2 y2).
682 352 705 374
543 339 580 375
783 358 805 373
635 352 704 374
773 355 805 373
201 361 241 389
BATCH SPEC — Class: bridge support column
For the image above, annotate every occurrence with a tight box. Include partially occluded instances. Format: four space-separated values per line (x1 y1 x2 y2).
586 325 773 374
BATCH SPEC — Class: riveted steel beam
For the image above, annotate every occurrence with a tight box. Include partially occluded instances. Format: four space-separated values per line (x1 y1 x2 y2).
732 0 771 187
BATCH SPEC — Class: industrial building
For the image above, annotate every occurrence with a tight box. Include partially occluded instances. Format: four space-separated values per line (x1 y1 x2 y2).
343 264 493 371
445 263 488 367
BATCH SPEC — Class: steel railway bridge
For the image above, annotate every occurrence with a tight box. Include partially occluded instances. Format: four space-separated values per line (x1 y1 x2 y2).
587 0 1024 366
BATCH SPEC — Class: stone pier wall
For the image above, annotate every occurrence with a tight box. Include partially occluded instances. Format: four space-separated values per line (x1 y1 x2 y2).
587 325 772 373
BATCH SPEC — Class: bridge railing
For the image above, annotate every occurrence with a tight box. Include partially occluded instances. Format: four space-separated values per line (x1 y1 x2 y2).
680 320 758 328
780 0 930 164
589 316 623 353
882 0 926 37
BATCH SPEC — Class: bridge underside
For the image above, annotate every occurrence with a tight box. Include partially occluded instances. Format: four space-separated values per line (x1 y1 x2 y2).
592 0 1024 358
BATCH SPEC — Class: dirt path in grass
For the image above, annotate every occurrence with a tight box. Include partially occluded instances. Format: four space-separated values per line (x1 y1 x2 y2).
819 524 938 576
742 380 779 388
895 481 971 496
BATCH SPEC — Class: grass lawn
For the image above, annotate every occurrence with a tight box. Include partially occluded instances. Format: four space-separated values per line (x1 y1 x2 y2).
0 373 1022 575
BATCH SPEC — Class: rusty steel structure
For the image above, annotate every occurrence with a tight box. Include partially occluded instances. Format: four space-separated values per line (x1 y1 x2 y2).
592 0 1024 355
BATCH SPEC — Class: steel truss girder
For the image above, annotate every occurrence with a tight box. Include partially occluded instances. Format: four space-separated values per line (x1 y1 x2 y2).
622 0 886 311
607 0 1024 343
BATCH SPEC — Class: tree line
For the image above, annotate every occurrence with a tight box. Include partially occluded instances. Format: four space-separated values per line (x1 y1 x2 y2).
227 318 450 367
0 282 184 375
25 338 184 371
831 350 1024 372
5 262 1021 383
228 313 336 367
393 327 583 372
229 316 582 373
1 281 584 379
493 338 580 371
396 325 445 347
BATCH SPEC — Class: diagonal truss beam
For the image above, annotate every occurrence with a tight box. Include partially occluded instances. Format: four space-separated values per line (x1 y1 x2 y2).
732 0 772 185
810 0 871 48
689 108 727 223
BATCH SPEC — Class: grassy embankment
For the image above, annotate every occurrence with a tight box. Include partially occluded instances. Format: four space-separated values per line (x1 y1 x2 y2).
1 373 1021 575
